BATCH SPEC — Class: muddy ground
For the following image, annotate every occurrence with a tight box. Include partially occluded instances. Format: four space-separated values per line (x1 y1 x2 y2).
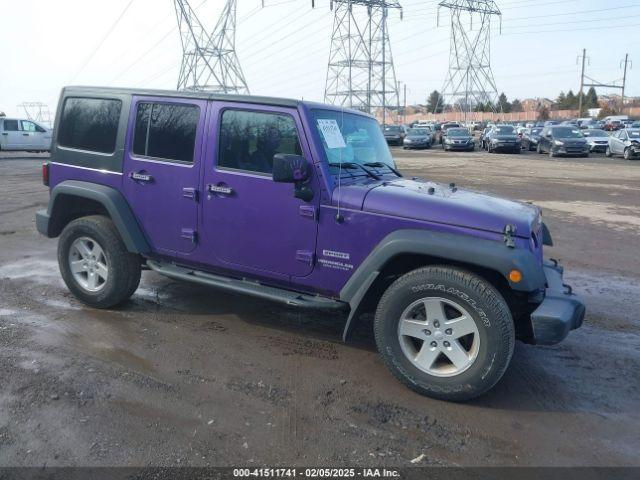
0 148 638 467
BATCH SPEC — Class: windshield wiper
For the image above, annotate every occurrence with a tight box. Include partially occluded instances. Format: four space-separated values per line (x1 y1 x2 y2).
364 162 403 178
328 162 381 180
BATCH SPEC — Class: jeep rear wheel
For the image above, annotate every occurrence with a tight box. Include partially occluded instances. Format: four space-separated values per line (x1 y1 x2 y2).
58 215 141 308
374 266 515 401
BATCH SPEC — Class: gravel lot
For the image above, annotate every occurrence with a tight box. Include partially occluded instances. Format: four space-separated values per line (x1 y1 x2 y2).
0 148 639 467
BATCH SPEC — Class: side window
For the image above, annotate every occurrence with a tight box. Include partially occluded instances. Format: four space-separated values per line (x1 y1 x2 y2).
21 121 37 132
218 109 302 175
133 102 199 163
58 98 122 154
3 120 19 131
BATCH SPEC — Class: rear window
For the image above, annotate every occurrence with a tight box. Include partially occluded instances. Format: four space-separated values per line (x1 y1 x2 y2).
3 120 19 131
133 102 200 163
58 98 122 154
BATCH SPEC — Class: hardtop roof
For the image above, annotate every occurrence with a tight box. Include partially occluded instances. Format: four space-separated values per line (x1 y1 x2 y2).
63 86 371 117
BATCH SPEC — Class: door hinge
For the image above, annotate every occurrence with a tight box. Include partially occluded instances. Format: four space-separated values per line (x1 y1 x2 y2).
182 187 199 201
299 205 317 220
295 250 315 266
181 228 198 244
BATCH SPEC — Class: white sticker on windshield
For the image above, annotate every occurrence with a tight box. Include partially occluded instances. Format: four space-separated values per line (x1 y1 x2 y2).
317 119 347 149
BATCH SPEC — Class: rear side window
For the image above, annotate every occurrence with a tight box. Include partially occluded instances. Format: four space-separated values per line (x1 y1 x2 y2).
58 98 122 154
133 102 200 163
3 120 19 131
218 109 301 174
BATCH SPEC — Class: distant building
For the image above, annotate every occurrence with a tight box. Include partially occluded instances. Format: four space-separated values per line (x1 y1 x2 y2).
522 98 553 112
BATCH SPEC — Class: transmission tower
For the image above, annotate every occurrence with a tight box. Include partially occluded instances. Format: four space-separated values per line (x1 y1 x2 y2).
322 0 402 125
435 1 501 118
174 0 249 94
17 102 53 128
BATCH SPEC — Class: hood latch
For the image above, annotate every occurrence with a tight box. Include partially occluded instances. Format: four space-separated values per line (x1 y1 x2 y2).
503 224 517 249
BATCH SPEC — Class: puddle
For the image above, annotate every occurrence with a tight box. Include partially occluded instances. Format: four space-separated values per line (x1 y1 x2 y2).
0 259 63 284
0 309 17 316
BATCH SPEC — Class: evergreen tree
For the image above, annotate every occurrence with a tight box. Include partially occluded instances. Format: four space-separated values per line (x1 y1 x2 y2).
585 87 599 109
498 92 511 113
565 90 577 109
556 91 566 109
427 90 443 114
511 99 523 112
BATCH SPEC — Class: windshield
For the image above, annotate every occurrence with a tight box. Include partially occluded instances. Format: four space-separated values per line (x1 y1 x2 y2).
531 128 543 135
383 126 401 133
448 128 470 137
408 128 429 135
584 129 607 137
494 126 515 134
312 109 394 168
552 127 584 138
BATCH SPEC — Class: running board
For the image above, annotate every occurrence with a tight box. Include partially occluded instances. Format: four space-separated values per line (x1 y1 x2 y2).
146 260 347 310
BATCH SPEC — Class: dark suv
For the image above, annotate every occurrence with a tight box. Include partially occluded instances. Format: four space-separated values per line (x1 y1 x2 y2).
485 125 521 153
36 86 584 401
537 126 590 157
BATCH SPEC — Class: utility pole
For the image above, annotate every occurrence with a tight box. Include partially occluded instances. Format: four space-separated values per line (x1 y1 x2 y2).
621 53 631 114
578 48 587 116
403 83 407 125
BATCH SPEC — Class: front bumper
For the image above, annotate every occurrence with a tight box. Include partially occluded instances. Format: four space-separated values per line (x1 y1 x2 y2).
445 142 474 150
530 261 585 345
491 142 520 151
551 145 590 156
589 143 608 153
404 140 431 149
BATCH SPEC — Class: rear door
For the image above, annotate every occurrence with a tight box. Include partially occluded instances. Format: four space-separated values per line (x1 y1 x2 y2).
1 119 24 149
200 103 319 278
123 96 206 255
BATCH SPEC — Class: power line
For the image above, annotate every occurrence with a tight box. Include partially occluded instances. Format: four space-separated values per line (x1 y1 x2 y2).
69 0 137 83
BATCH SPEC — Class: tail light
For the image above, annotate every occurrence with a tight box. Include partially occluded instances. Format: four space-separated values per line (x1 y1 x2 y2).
42 162 50 187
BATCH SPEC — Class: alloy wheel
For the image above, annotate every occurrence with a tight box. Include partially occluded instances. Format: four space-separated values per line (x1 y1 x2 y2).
68 236 109 292
397 297 480 378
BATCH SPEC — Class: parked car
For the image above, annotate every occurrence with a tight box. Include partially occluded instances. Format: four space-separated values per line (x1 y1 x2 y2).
442 127 475 151
437 122 461 144
537 126 590 157
485 125 521 153
522 127 544 151
383 125 406 146
606 128 640 160
35 86 584 401
0 117 52 152
403 127 432 149
603 120 622 131
582 129 610 153
631 122 640 128
620 119 634 129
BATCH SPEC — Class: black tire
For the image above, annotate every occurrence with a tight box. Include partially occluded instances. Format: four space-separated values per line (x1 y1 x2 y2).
58 215 141 308
605 146 612 158
374 266 515 401
624 148 631 160
537 143 543 154
549 147 556 158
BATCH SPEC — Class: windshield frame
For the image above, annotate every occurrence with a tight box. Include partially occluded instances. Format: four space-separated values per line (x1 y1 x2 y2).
551 127 585 139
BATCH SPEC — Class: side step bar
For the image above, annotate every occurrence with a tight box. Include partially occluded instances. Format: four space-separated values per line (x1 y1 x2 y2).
147 260 347 310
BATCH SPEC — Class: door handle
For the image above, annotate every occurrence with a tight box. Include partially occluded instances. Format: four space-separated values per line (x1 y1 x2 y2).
129 171 153 183
207 184 233 196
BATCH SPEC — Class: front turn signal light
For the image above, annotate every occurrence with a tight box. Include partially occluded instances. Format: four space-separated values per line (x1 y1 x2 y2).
509 270 523 283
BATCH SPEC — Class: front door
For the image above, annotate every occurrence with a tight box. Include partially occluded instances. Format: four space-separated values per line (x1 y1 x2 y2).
201 103 319 278
19 120 42 149
123 96 206 255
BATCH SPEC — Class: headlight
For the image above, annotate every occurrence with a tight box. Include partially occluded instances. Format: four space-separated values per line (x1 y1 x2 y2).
404 138 412 143
554 140 564 146
445 138 452 144
491 138 499 143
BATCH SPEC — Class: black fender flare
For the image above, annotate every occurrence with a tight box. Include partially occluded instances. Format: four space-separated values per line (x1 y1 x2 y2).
339 229 546 341
37 180 151 254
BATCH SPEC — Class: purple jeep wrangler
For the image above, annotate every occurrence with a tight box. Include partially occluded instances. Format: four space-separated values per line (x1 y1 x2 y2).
36 87 585 401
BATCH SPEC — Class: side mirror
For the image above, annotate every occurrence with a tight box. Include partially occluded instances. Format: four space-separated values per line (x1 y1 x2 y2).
272 153 314 202
272 154 311 184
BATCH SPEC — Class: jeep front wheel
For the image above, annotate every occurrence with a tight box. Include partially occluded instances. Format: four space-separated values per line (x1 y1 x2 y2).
374 266 515 401
58 215 141 308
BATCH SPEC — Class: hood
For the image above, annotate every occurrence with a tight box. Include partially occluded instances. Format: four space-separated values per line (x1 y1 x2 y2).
406 134 430 140
355 178 540 237
585 136 609 142
557 137 587 144
493 135 519 141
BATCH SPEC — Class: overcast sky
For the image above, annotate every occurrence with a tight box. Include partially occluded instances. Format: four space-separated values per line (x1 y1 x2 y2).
1 0 638 118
